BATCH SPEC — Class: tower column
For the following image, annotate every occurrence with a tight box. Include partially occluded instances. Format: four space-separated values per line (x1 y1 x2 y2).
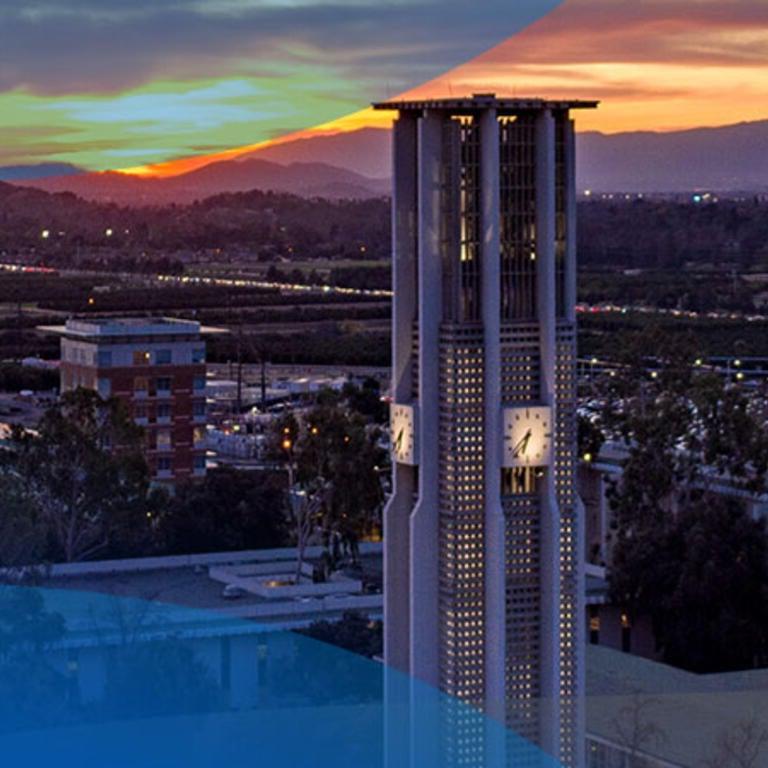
385 114 418 675
410 109 443 688
564 118 578 324
535 107 563 756
479 107 505 725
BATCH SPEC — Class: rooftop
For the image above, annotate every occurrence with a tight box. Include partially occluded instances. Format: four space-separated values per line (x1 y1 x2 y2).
587 644 768 767
372 93 599 113
38 545 383 633
38 317 229 339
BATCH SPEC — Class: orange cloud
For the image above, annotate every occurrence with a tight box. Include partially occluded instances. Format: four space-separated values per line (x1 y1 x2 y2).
399 0 768 133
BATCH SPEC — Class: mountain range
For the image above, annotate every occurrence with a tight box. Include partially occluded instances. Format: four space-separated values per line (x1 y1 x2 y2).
0 162 83 182
11 119 768 205
577 120 768 193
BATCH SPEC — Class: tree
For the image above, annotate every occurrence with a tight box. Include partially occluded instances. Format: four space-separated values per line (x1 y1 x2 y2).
705 715 768 768
577 413 605 463
610 483 768 673
8 388 151 562
0 587 68 730
603 336 768 672
286 471 330 585
158 466 289 554
342 378 388 423
298 610 383 659
270 403 385 569
0 470 45 570
610 694 667 768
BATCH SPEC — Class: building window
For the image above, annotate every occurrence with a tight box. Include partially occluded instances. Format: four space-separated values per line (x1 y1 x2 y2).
193 375 206 391
97 378 111 398
134 404 147 419
155 349 172 365
157 456 172 472
588 606 600 645
157 403 171 419
134 377 148 393
193 455 206 470
621 613 632 653
192 400 206 417
133 350 150 365
193 426 206 445
96 350 112 368
192 347 205 364
157 429 172 449
156 377 172 393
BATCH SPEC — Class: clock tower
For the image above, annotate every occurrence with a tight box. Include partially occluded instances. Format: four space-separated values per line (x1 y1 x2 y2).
377 94 597 768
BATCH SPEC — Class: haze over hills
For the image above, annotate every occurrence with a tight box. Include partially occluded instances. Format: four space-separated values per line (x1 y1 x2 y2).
18 118 768 205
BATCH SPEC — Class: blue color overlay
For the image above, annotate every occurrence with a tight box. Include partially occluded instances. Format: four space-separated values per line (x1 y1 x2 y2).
0 585 562 767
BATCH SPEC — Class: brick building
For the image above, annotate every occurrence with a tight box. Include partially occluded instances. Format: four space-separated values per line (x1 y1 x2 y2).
46 317 214 486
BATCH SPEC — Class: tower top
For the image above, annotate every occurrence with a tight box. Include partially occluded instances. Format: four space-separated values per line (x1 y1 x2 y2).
372 94 598 114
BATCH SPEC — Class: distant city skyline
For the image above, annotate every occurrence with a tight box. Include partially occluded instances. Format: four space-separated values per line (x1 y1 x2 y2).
1 0 767 174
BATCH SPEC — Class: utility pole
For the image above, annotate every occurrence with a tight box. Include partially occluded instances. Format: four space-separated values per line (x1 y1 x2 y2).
260 354 267 408
235 313 243 414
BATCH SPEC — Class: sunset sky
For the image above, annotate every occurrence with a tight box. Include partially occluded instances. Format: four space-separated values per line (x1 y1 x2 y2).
1 0 767 174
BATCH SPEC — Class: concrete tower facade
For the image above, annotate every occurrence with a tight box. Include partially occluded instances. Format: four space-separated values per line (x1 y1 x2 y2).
376 95 597 767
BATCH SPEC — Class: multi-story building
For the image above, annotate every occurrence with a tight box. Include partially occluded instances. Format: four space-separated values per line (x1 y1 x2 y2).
50 317 210 486
375 94 597 767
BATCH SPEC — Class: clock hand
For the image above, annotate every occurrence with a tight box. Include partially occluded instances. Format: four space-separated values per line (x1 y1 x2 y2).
512 429 532 458
394 427 404 454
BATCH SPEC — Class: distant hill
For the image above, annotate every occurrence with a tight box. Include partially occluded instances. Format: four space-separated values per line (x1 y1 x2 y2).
24 158 390 205
577 120 768 193
0 163 84 182
19 118 768 205
252 128 392 179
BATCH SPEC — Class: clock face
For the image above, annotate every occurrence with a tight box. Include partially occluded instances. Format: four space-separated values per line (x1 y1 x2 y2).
502 406 553 467
390 403 418 466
